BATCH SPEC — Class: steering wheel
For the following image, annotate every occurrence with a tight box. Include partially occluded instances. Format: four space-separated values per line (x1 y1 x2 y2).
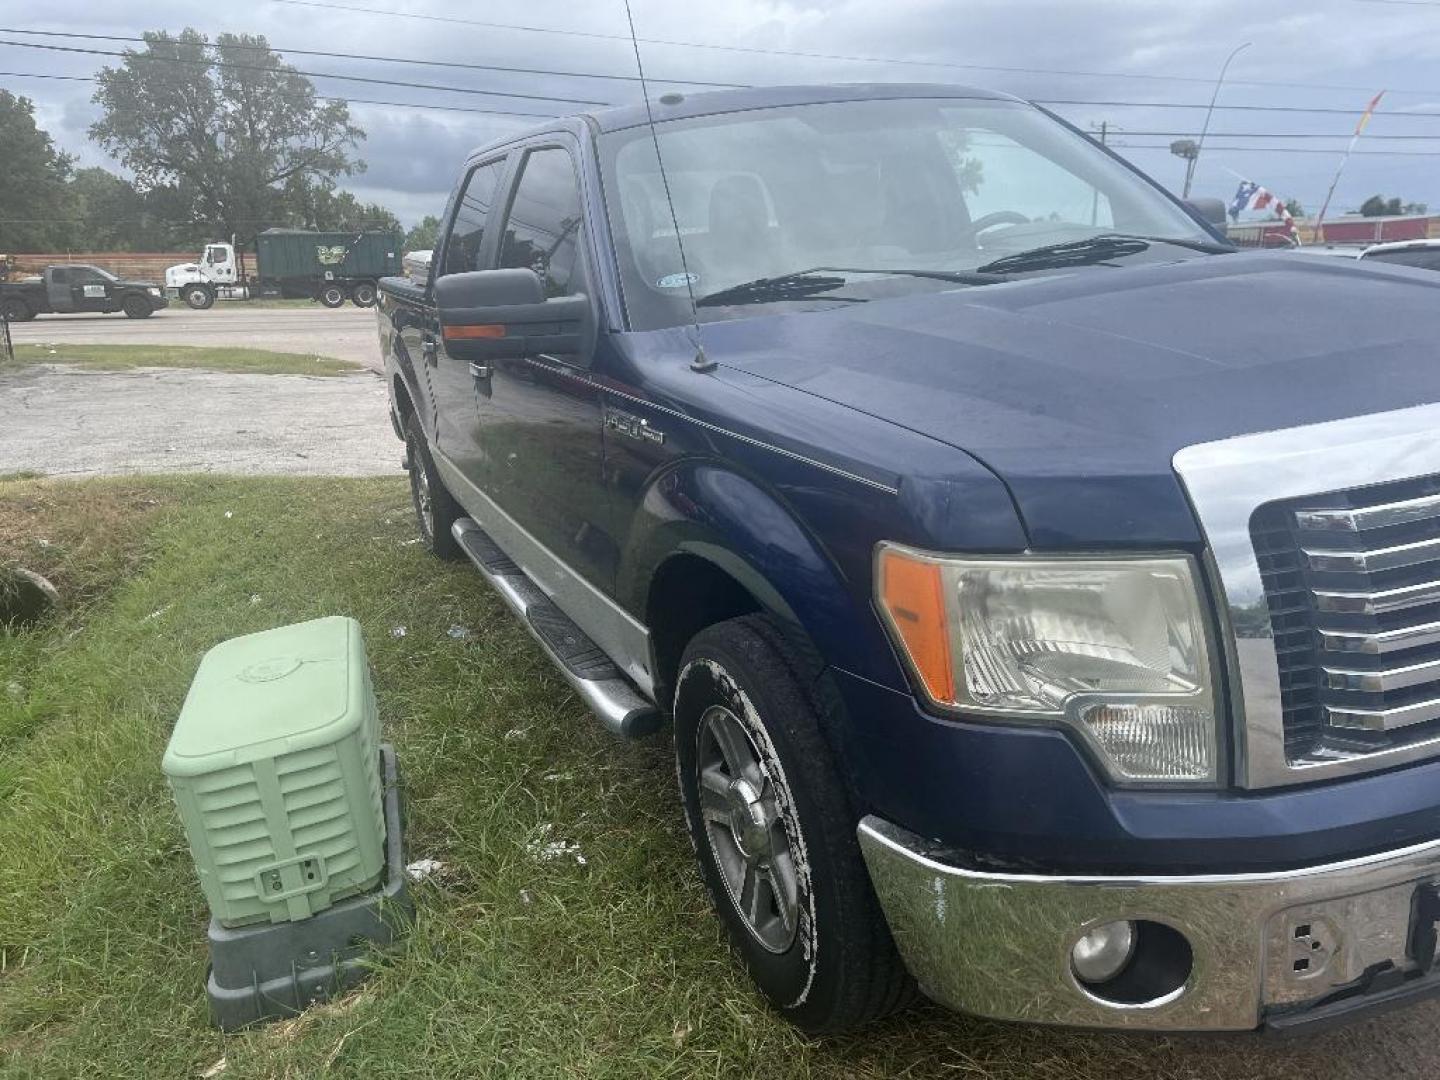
966 210 1030 237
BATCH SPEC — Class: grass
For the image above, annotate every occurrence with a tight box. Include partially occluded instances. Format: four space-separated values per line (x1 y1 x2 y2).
11 343 360 376
0 476 1432 1079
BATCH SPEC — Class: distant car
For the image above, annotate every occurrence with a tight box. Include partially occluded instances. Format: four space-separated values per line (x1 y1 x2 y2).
1359 238 1440 272
1285 243 1368 260
0 264 167 322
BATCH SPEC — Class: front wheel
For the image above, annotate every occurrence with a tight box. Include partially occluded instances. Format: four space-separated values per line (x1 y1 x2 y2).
183 285 214 310
350 281 377 307
403 412 462 560
122 296 154 319
674 615 915 1034
319 284 346 308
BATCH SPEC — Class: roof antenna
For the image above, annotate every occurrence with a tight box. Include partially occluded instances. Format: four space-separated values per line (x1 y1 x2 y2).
621 0 714 373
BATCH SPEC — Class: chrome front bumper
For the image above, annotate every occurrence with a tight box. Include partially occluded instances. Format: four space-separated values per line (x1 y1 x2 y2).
858 816 1440 1030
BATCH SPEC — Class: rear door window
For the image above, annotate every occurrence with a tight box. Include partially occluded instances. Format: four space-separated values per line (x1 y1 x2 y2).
497 147 586 298
440 158 506 278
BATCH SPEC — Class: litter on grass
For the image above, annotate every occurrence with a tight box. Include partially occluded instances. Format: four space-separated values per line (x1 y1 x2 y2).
405 858 446 883
525 824 587 866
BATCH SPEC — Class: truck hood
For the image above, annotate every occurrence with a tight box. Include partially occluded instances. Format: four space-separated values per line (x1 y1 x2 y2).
702 251 1440 547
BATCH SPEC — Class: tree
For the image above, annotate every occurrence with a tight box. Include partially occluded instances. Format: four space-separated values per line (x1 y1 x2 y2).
284 186 400 233
1284 198 1304 219
90 29 365 239
68 167 191 251
1360 195 1403 217
0 90 78 251
404 215 442 252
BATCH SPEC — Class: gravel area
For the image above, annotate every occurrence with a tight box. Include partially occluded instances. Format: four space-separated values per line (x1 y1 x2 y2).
8 304 383 371
1 364 401 477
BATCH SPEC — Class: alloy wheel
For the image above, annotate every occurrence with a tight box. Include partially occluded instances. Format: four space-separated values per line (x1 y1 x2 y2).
695 704 800 953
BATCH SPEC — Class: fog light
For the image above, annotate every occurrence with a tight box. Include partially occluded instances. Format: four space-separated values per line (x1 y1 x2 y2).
1071 920 1136 985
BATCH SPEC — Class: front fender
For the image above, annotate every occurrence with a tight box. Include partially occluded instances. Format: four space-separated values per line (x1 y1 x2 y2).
617 461 899 688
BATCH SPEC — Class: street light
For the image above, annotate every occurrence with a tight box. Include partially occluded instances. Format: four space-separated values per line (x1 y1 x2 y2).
1184 41 1252 198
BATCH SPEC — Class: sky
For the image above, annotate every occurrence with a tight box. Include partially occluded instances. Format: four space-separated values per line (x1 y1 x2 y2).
4 0 1440 230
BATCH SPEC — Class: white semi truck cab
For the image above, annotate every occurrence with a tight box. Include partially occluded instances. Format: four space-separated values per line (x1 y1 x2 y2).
164 244 242 309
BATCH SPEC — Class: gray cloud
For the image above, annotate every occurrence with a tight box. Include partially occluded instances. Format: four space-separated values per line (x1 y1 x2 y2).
6 0 1440 226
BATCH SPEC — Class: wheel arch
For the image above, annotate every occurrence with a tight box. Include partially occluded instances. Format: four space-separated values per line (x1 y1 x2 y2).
628 461 876 708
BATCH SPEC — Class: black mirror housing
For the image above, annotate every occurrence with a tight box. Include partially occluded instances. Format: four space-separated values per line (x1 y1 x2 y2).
1184 197 1230 235
434 268 589 361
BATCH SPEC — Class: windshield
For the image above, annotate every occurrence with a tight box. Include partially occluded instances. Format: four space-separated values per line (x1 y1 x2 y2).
599 96 1217 331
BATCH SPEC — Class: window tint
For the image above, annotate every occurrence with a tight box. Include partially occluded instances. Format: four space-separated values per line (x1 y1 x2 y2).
498 148 585 298
441 159 506 277
49 268 69 284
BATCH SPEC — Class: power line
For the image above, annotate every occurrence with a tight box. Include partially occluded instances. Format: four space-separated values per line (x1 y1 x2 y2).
0 37 617 106
1105 130 1440 140
266 0 1440 100
0 27 746 89
1039 98 1440 119
0 69 556 118
1114 142 1440 156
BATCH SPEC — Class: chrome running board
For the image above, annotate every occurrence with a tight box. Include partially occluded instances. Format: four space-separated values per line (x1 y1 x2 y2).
451 518 661 739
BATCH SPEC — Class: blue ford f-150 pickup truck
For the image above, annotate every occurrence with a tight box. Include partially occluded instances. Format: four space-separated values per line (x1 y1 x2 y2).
377 83 1440 1035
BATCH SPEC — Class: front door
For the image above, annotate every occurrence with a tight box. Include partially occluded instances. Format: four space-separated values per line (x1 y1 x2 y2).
464 142 615 590
431 155 510 479
68 267 116 312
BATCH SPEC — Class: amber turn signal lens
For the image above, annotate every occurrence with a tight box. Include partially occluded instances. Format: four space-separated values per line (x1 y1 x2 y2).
878 548 956 703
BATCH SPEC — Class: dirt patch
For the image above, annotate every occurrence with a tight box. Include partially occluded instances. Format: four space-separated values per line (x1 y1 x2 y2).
0 365 402 479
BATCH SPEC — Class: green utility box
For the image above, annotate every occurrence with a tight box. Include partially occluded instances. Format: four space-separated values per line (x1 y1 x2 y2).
164 616 386 928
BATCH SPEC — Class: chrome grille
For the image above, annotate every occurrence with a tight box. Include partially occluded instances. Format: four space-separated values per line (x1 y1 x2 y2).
1252 475 1440 762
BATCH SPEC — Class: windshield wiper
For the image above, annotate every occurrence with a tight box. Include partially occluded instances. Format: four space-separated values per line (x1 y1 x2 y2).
974 233 1231 276
695 271 857 308
694 265 1002 308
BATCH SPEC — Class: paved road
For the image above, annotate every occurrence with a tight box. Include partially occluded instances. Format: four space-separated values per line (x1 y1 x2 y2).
1 364 401 477
9 303 384 371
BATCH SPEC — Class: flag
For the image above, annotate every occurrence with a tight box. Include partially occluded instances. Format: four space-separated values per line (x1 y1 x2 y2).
1229 179 1298 240
1315 89 1387 241
1229 180 1259 222
1355 90 1386 136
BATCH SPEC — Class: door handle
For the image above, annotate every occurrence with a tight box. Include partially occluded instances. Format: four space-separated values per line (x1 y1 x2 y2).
422 335 438 366
468 362 492 380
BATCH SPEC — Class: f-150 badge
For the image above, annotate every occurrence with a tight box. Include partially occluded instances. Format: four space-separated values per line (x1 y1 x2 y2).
605 408 665 445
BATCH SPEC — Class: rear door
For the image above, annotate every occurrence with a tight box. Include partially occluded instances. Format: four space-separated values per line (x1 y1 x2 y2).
431 155 511 479
45 268 73 312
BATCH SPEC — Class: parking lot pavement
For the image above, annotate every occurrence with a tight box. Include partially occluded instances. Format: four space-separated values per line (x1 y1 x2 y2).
1 364 401 477
8 303 383 371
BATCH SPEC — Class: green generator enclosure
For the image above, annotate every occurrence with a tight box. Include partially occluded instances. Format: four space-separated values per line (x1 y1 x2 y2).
253 229 401 283
164 616 387 928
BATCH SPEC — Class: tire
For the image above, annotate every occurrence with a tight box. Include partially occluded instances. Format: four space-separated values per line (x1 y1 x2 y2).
122 295 154 319
404 412 462 560
319 284 346 308
183 285 214 310
351 281 377 307
1 296 33 322
674 615 915 1034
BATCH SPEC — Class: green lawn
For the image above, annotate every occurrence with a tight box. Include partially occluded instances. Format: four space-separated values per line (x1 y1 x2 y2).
11 343 360 376
0 476 1422 1078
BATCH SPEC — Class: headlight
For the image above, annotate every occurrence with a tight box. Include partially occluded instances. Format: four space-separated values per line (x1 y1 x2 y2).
148 287 161 296
876 545 1218 785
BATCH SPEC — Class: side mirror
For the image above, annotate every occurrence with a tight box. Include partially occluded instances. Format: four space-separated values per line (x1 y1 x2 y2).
1183 197 1229 235
434 268 589 362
